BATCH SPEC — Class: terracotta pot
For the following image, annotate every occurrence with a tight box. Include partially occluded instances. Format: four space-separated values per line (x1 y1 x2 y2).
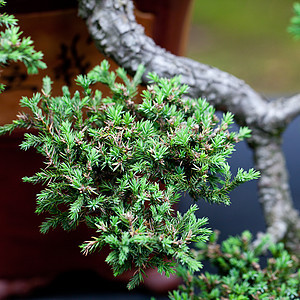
0 1 192 297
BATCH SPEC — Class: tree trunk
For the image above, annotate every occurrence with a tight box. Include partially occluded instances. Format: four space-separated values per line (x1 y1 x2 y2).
250 131 300 254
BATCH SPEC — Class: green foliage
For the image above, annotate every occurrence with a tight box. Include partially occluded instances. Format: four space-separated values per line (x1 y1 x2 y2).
0 59 259 289
170 231 300 300
288 2 300 39
0 3 261 291
0 0 46 77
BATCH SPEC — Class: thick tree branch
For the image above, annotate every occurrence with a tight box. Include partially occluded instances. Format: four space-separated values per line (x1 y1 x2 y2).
78 0 269 128
252 136 300 252
78 0 300 255
264 94 300 131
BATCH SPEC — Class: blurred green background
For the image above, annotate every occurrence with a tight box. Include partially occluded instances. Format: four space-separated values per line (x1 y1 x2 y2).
187 0 299 95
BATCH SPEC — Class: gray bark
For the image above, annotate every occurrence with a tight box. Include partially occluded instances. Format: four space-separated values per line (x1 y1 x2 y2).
78 0 300 255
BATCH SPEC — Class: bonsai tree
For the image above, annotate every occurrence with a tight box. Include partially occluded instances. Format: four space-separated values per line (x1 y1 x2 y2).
77 0 300 257
3 1 300 297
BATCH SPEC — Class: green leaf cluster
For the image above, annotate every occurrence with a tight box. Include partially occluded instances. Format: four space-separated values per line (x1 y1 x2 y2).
0 0 46 78
0 59 259 289
288 2 300 39
170 231 300 300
